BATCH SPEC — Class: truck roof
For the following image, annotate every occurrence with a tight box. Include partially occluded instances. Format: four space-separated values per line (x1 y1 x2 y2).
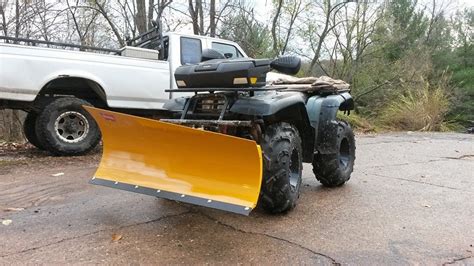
164 32 239 45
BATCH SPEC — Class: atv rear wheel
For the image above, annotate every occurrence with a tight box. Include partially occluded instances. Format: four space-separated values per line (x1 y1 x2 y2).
23 112 45 150
259 122 303 213
312 120 355 187
35 97 101 156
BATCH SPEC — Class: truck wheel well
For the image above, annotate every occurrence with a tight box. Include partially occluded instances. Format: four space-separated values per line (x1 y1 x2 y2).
264 103 314 163
35 77 107 108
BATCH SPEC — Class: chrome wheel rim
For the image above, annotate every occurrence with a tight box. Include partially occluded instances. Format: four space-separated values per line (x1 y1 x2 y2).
54 111 89 143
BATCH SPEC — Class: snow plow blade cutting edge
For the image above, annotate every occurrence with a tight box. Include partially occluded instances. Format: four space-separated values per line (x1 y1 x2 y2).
84 106 262 215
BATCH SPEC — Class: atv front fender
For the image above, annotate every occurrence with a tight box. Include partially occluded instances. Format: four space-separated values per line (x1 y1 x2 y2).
230 91 307 116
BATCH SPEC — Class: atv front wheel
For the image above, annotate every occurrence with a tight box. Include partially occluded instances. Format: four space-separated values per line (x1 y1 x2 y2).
312 120 355 187
35 97 101 156
259 122 303 213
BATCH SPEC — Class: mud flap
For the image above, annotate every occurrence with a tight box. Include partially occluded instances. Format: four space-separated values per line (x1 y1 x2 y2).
84 107 262 215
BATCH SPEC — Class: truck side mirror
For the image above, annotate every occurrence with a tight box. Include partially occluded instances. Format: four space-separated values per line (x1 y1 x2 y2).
270 56 301 75
201 49 225 62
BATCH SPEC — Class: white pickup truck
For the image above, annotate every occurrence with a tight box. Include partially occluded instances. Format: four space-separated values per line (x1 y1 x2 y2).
0 31 251 155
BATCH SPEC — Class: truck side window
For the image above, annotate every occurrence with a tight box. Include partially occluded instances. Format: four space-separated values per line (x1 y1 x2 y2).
212 42 243 59
181 37 202 65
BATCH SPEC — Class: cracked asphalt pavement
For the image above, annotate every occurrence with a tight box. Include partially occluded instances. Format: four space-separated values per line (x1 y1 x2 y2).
0 132 473 265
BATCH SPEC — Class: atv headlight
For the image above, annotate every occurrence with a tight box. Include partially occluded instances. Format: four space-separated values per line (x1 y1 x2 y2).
233 77 248 85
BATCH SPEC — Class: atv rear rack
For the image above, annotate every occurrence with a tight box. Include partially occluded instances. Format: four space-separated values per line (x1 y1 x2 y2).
160 119 252 127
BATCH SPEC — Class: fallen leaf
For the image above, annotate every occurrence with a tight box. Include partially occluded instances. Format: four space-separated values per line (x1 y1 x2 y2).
2 219 12 226
111 233 122 242
423 204 431 208
5 207 24 212
51 173 64 177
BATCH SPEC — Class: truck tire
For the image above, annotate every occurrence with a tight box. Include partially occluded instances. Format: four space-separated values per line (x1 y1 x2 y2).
23 112 45 150
35 97 101 156
259 122 303 213
312 120 355 187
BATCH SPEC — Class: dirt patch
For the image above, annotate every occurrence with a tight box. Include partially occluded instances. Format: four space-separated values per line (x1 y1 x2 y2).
0 143 101 167
0 143 101 212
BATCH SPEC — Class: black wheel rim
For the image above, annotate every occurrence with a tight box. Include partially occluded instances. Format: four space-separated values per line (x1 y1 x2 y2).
289 148 300 192
339 137 350 170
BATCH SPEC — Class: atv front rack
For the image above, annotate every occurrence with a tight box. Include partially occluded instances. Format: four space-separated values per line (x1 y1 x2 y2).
165 84 350 94
165 86 281 93
162 93 254 128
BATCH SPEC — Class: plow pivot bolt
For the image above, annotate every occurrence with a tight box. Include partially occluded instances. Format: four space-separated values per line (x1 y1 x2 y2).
181 194 185 198
157 190 161 193
135 185 139 189
207 200 212 203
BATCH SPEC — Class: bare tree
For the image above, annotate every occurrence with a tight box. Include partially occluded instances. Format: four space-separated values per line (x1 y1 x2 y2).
308 0 355 74
271 0 283 55
280 0 307 55
93 0 125 46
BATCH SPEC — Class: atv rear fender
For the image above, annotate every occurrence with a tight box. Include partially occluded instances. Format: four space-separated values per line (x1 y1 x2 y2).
230 91 354 157
306 92 354 155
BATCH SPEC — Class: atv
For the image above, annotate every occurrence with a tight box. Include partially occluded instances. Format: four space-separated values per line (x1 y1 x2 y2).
85 50 356 215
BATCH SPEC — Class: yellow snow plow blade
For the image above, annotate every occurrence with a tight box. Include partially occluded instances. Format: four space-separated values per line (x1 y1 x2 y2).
84 106 262 215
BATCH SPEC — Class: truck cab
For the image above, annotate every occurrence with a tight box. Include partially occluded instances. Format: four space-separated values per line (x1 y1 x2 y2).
163 32 247 96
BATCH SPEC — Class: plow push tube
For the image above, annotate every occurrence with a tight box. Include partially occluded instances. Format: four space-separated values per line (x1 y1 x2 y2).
84 106 262 215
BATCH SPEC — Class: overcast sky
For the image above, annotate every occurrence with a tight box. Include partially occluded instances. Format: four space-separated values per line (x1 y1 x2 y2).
252 0 473 20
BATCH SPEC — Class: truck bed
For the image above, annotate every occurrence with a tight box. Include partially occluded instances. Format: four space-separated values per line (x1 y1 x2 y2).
0 43 171 109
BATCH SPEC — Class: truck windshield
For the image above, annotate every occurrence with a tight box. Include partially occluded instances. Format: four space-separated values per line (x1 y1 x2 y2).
212 42 243 59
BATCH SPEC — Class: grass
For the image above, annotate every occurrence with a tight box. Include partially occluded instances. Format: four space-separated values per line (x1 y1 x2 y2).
337 112 377 133
380 82 450 131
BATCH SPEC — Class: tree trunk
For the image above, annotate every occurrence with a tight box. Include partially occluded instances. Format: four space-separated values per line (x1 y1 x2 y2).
15 0 20 39
197 0 204 35
209 0 216 37
271 0 283 56
136 0 147 34
0 0 7 36
188 0 199 35
148 0 155 29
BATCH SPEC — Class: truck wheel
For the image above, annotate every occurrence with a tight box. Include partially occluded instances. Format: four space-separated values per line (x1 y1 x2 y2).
312 121 355 187
35 97 101 156
23 112 45 150
259 122 303 213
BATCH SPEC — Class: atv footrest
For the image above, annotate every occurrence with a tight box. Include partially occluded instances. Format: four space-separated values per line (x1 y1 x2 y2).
160 119 252 127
